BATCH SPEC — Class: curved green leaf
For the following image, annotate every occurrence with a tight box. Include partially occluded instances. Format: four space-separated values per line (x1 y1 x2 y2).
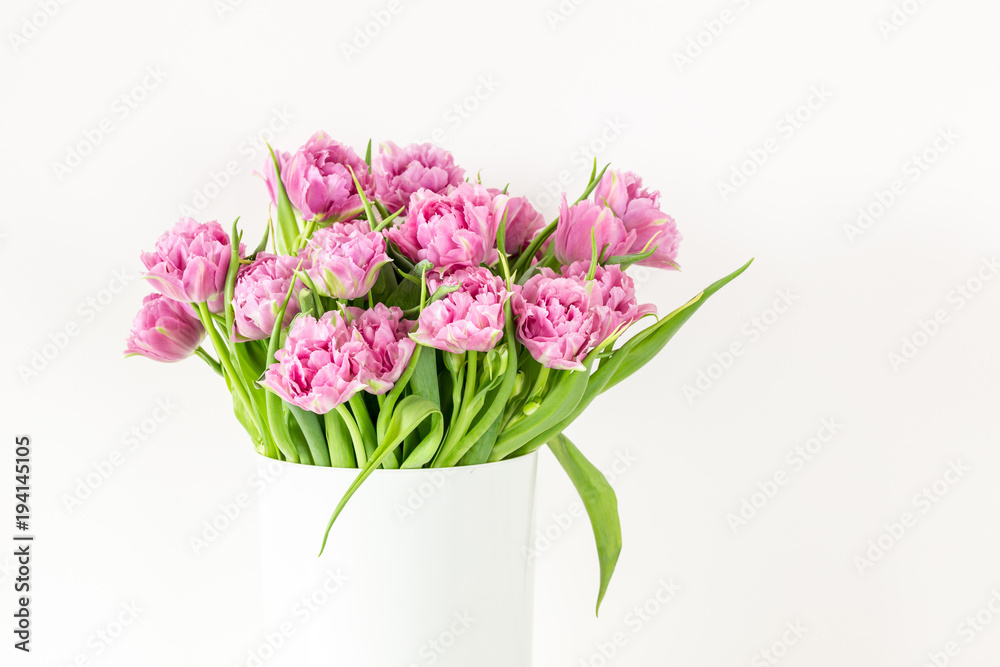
319 396 442 554
603 258 753 393
267 144 299 255
548 433 621 616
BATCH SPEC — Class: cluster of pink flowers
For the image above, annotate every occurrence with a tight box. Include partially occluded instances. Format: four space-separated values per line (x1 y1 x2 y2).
260 305 415 413
128 132 682 413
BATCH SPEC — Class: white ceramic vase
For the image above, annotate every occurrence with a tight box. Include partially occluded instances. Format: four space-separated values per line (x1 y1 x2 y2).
257 451 539 667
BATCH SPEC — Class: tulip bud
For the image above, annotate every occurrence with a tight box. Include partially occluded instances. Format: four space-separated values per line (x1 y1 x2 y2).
124 294 205 363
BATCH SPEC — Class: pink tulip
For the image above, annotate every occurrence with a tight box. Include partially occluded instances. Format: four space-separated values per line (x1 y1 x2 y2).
232 253 306 341
261 306 417 413
487 188 546 253
257 149 291 208
373 141 465 213
344 304 416 394
592 169 681 269
141 218 238 312
283 132 373 223
124 294 205 363
512 262 654 371
260 312 367 413
411 267 511 354
303 220 391 300
386 183 509 274
552 197 635 266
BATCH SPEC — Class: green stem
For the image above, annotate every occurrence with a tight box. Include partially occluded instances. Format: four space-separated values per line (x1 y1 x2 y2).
323 410 357 468
196 303 268 445
297 217 318 250
349 394 378 459
511 218 557 276
289 405 331 467
337 403 367 468
434 351 478 467
194 347 222 376
527 366 551 403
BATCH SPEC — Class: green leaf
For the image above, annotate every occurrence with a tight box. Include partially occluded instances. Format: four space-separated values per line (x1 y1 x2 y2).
267 144 299 255
576 162 610 203
603 259 753 393
319 396 443 553
370 259 398 303
399 408 445 468
347 165 378 230
508 260 754 460
224 217 243 349
231 389 263 453
250 224 270 259
376 345 425 443
511 217 557 277
372 205 405 233
385 261 430 309
458 408 503 466
548 433 621 616
409 344 441 440
489 358 592 462
603 246 663 269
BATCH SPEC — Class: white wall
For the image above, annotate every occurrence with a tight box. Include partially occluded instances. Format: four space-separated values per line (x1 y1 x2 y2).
3 0 1000 665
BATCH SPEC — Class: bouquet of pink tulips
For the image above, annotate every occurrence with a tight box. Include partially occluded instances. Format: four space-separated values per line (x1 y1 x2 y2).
126 132 749 611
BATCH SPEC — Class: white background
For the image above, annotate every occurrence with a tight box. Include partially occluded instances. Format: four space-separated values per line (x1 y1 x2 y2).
3 0 1000 665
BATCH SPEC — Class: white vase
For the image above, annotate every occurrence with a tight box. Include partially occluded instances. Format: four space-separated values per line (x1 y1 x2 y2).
256 451 539 667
